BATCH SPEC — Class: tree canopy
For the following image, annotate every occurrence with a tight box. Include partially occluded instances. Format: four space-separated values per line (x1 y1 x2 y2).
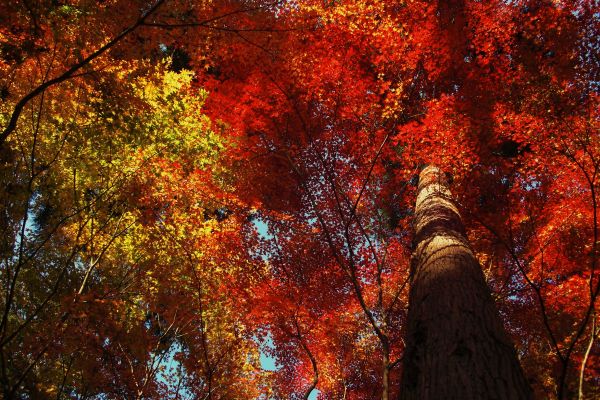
0 0 598 399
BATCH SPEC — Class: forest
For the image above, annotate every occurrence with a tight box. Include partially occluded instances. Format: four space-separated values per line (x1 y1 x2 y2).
0 0 598 399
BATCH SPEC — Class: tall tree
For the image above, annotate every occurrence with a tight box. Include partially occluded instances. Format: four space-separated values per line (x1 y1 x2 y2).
400 165 531 399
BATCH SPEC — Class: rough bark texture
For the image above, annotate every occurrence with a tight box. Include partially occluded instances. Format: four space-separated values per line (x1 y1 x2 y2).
399 166 532 400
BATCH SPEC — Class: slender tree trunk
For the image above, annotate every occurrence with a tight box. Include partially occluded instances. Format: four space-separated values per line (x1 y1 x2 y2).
399 166 531 400
382 349 390 400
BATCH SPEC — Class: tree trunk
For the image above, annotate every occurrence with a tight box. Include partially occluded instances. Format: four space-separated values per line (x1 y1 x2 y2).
382 349 389 400
399 166 531 400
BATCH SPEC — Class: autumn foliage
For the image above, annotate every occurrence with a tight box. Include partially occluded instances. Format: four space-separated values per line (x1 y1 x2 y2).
0 0 598 399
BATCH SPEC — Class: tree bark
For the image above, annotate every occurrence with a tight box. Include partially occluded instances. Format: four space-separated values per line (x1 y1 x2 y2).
399 166 531 400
